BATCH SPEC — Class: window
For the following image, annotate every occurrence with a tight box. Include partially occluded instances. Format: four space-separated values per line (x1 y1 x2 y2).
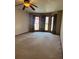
34 16 39 30
45 16 49 31
31 13 55 32
51 16 54 31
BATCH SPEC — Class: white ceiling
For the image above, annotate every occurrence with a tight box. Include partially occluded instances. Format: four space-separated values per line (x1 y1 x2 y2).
15 0 63 13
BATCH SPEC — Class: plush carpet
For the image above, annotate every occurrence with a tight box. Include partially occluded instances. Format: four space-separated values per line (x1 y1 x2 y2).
15 32 63 59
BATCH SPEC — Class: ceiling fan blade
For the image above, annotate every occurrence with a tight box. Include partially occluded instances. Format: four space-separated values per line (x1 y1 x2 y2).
30 6 35 10
22 6 26 10
31 4 38 8
15 3 23 6
24 0 30 2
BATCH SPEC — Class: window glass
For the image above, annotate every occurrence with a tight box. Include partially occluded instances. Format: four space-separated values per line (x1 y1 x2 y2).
34 17 39 30
51 16 54 31
45 16 49 31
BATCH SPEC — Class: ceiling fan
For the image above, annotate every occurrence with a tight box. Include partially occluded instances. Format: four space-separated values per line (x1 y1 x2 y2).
16 0 38 10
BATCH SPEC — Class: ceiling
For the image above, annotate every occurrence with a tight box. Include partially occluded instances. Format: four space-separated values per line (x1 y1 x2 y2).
15 0 63 13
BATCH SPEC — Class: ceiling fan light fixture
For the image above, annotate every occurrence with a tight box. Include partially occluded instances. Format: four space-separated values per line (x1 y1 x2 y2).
24 2 31 7
16 0 38 10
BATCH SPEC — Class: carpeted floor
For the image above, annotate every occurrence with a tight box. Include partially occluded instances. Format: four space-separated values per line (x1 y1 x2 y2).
15 32 63 59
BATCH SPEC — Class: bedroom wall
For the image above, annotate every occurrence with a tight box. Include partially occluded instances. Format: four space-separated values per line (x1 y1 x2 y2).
60 18 63 48
15 7 29 35
55 11 62 35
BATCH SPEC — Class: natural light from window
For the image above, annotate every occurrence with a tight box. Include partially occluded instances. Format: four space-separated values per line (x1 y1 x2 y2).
51 16 54 31
45 16 49 31
34 17 39 30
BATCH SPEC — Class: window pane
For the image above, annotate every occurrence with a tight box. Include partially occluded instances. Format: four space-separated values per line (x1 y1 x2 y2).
34 17 39 30
51 16 54 31
45 16 49 31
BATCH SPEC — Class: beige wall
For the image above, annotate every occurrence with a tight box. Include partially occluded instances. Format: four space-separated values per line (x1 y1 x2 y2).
60 18 63 48
15 7 29 35
56 11 62 35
